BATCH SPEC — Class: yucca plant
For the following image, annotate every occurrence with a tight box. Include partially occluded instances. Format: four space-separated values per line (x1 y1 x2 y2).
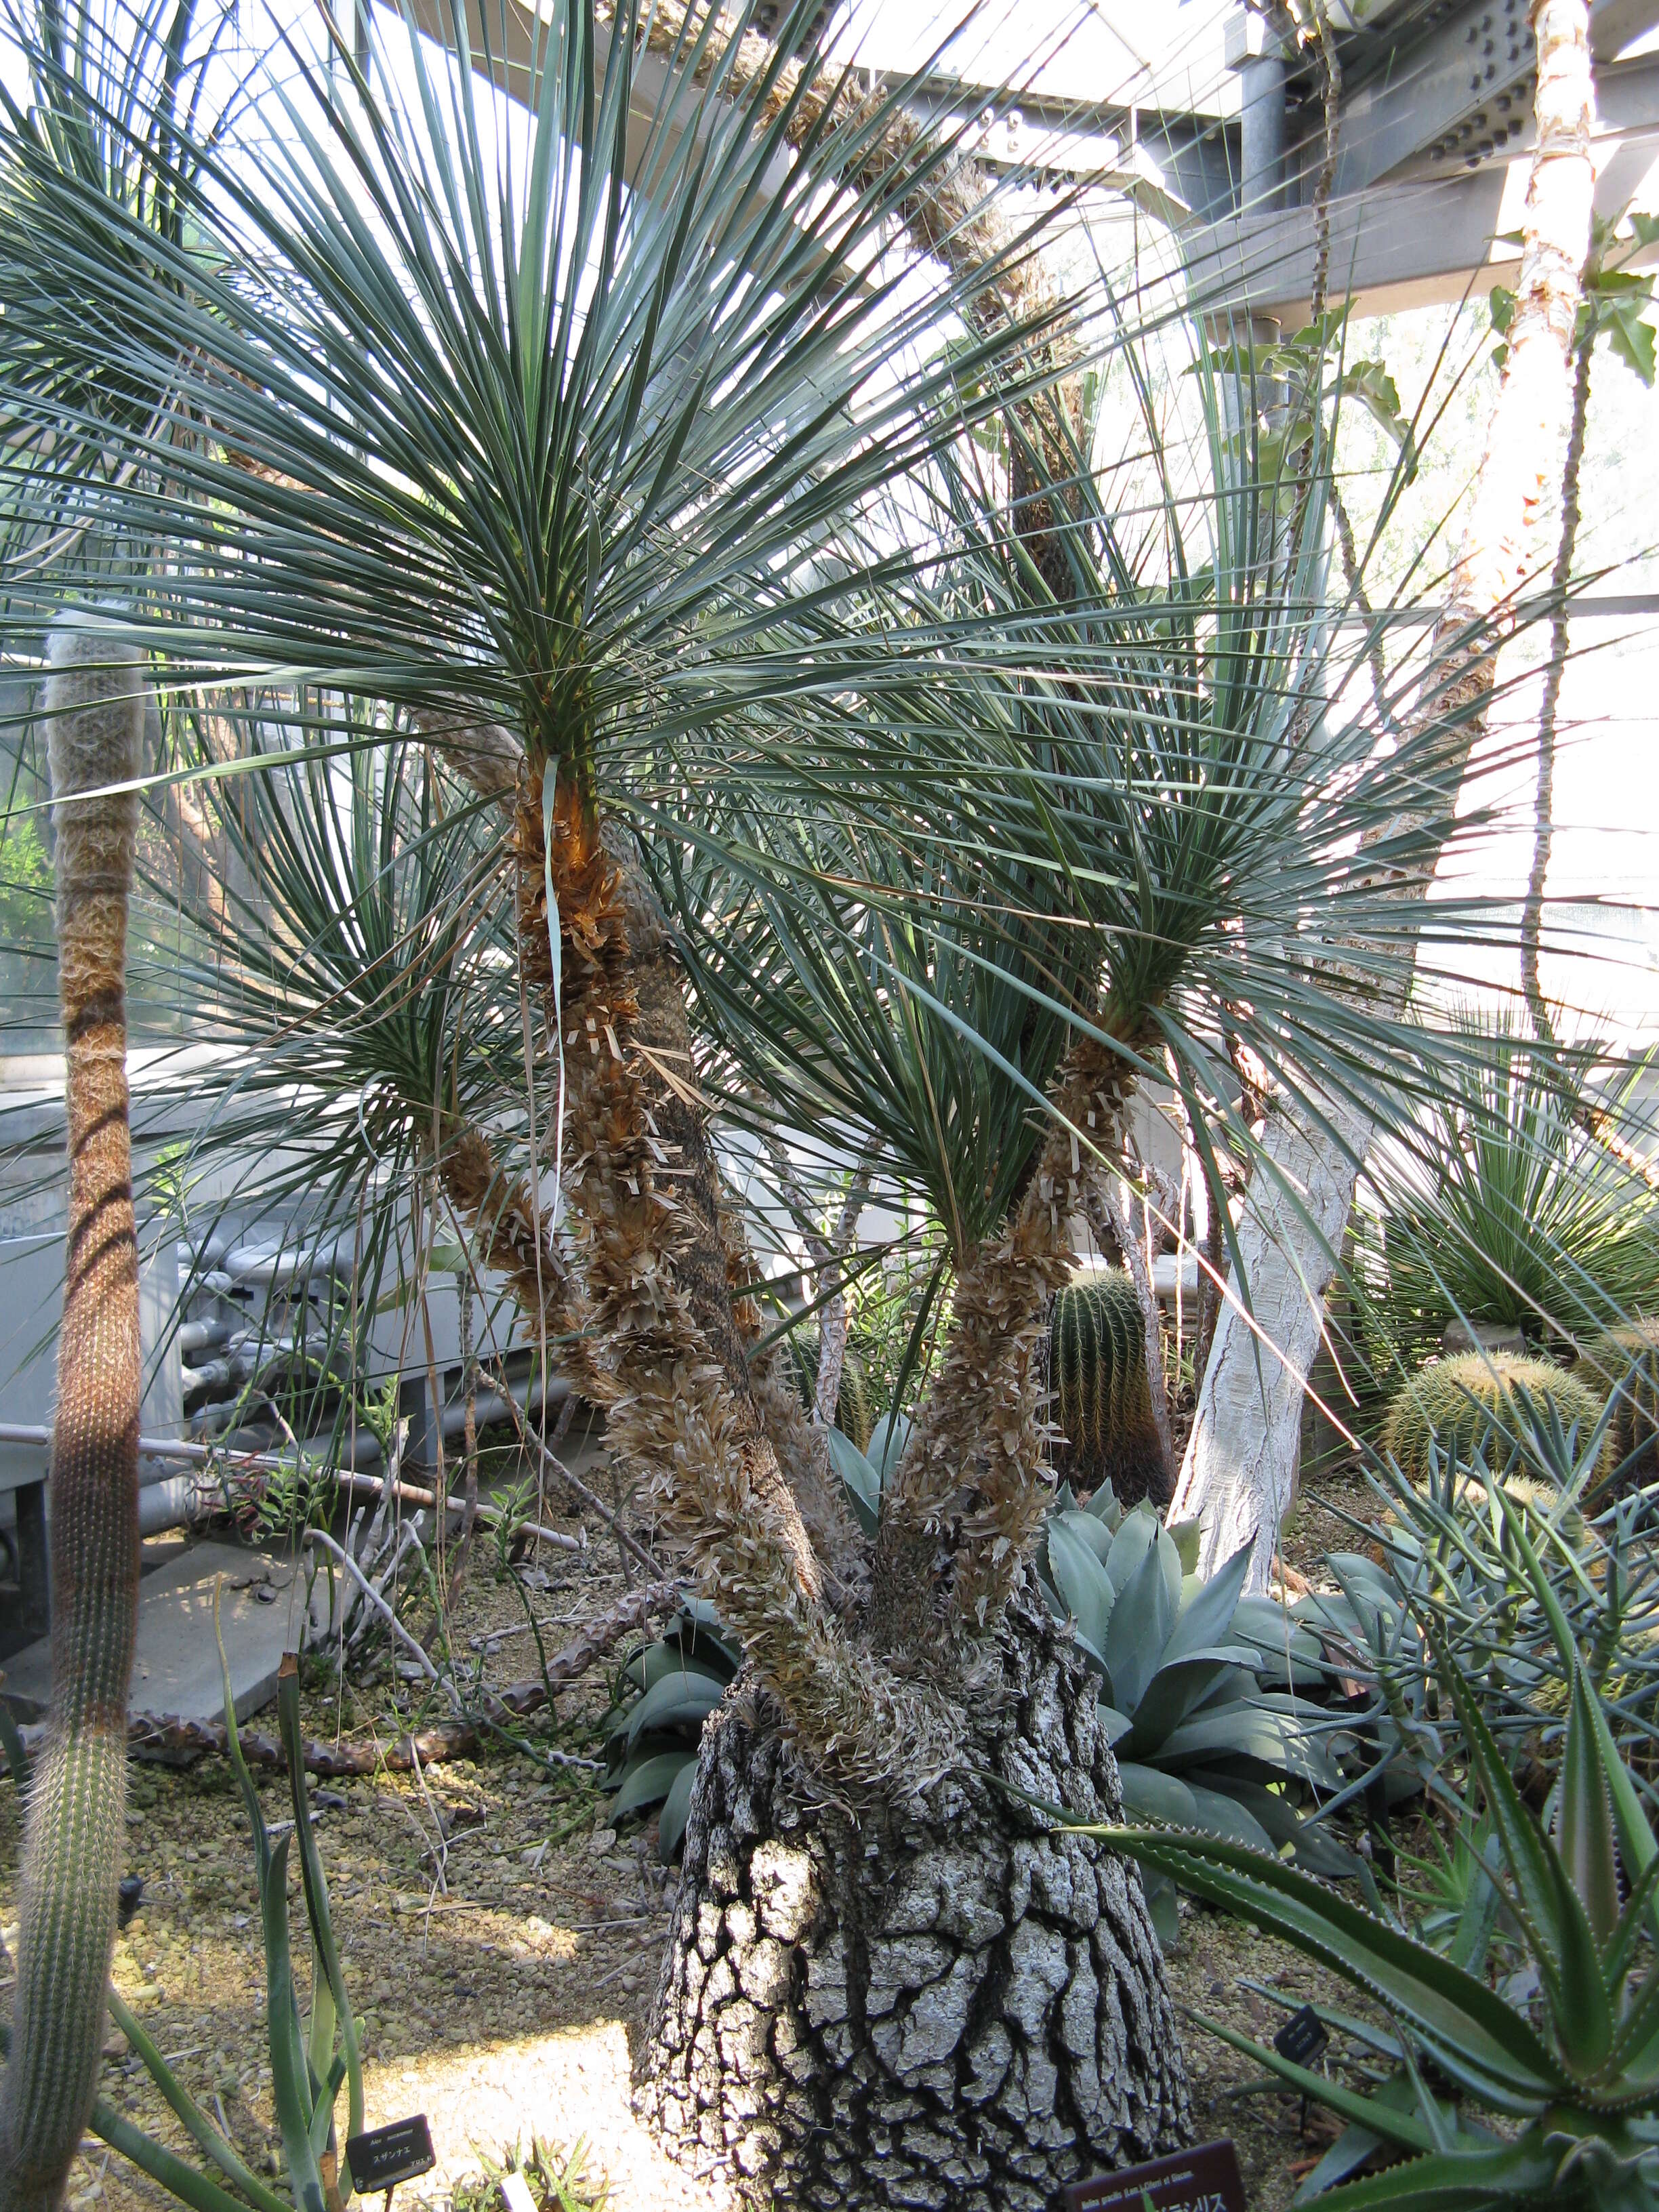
451 2138 605 2212
1355 1012 1659 1377
1104 1494 1659 2211
0 0 1558 2195
0 1 1193 2188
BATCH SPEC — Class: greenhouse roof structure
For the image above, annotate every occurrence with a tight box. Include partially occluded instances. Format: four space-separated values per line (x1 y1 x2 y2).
838 0 1659 319
423 0 1659 324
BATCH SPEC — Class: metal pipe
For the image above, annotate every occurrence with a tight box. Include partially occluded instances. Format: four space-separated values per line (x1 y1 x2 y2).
0 1368 573 1529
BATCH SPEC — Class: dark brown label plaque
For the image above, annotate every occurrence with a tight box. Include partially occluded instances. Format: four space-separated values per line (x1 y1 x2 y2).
1061 2137 1246 2212
1273 2003 1330 2069
344 2116 436 2192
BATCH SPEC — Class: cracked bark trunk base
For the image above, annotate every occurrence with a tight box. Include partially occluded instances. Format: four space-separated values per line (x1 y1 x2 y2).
637 1602 1189 2209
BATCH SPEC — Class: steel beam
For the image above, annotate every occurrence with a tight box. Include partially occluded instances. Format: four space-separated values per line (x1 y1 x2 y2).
1189 48 1659 322
397 0 792 209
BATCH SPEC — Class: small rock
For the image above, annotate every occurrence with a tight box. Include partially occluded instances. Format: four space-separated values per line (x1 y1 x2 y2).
588 1828 618 1858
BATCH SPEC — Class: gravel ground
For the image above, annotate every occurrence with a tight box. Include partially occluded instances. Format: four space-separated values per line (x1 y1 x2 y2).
1 1439 1380 2212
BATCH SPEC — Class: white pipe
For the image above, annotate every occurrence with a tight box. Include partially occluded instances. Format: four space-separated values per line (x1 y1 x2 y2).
1 1368 572 1529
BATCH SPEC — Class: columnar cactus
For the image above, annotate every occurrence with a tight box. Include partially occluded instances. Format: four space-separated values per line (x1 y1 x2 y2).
0 621 146 2212
1049 1271 1171 1507
1382 1349 1609 1488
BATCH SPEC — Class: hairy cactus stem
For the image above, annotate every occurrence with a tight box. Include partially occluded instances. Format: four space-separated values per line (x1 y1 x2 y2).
516 765 956 1787
870 1032 1145 1658
0 621 146 2212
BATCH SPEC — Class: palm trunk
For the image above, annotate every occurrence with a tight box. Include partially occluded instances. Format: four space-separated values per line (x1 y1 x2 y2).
434 1113 609 1409
0 623 147 2212
520 767 959 1787
751 1141 872 1585
1174 0 1599 1585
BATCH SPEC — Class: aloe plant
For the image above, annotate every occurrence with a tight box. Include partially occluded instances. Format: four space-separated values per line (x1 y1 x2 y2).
28 1591 367 2212
1305 1393 1659 1811
1106 1490 1659 2210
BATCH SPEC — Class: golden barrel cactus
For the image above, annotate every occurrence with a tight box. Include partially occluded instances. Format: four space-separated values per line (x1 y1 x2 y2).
1578 1322 1659 1492
1383 1350 1609 1488
1048 1271 1170 1509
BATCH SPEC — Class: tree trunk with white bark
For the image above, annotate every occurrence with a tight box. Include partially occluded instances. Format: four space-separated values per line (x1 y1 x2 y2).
1174 0 1599 1586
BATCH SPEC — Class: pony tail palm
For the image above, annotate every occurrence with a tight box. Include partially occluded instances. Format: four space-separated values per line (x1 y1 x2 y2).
0 618 146 2212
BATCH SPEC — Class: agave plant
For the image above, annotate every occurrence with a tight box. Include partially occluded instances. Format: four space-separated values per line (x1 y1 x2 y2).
605 1599 742 1862
1034 1484 1347 1938
1106 1494 1659 2211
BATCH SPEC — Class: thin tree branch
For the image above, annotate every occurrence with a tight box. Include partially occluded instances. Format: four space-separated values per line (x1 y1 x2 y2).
1523 302 1594 1040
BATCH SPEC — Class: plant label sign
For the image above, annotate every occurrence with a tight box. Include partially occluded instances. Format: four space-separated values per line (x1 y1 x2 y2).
1061 2138 1246 2212
345 2116 436 2193
1273 2003 1330 2069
